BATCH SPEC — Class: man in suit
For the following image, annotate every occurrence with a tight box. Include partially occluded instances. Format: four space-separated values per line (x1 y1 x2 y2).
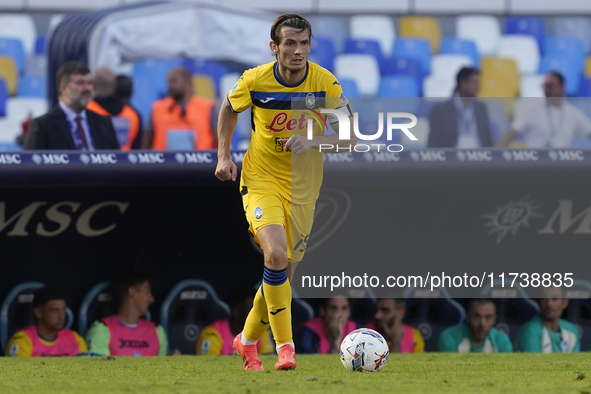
24 61 119 150
427 67 493 148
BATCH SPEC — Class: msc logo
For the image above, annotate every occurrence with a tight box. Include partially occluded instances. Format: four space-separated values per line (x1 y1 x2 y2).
0 154 21 165
32 153 69 165
80 153 118 165
548 150 584 161
363 152 400 162
175 152 213 164
128 153 165 164
502 150 538 161
410 150 446 162
456 150 493 162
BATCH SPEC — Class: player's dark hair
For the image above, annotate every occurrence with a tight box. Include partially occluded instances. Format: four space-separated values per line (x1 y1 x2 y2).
271 13 313 46
547 71 565 87
115 75 133 101
33 286 66 308
468 298 496 312
56 61 90 92
455 66 479 93
227 286 256 310
113 272 150 307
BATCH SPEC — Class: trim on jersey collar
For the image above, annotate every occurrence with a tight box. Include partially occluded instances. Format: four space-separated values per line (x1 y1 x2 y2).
273 61 308 88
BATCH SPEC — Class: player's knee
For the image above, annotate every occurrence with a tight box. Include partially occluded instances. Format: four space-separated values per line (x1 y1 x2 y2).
264 245 287 270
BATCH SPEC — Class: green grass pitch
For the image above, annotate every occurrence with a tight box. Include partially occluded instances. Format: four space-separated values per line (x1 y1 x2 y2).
1 354 590 394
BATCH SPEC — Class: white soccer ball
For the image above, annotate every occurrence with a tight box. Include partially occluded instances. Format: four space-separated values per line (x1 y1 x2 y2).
340 328 389 372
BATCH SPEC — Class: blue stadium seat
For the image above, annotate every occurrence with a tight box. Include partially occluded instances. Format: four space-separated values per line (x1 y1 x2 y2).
183 59 228 95
440 37 480 67
17 75 46 98
571 137 591 148
402 285 465 352
0 78 7 116
539 56 582 96
160 280 230 355
166 131 195 150
544 38 585 71
344 38 386 74
131 58 183 121
0 37 25 75
578 77 591 97
1 282 73 352
383 57 423 83
0 142 21 151
339 78 360 98
307 15 348 53
505 16 545 54
392 38 432 75
378 75 420 98
308 37 336 72
34 35 45 55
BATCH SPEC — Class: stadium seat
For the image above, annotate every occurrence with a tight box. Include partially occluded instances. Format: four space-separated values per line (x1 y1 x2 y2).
192 75 216 100
0 78 7 116
430 54 473 81
1 282 73 352
48 14 66 33
17 75 46 98
3 97 47 143
398 16 441 53
0 56 18 95
505 16 545 54
498 35 540 75
184 59 228 94
25 55 47 77
456 15 501 56
544 38 585 70
344 38 386 75
308 15 348 53
0 15 36 56
378 75 419 98
578 78 591 97
339 78 360 98
382 57 423 85
166 131 195 150
34 35 46 55
402 286 465 352
0 141 21 151
423 75 455 98
308 37 336 72
219 72 240 98
0 38 25 75
539 56 581 96
160 280 230 355
392 38 432 75
78 282 116 337
349 15 395 57
334 54 380 96
479 57 520 97
553 17 591 55
440 37 480 68
400 116 428 149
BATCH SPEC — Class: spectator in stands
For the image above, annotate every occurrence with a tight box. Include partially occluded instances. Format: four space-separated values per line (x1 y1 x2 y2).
517 287 579 353
145 66 216 150
115 75 133 105
6 286 87 357
366 298 424 353
294 297 357 354
427 67 494 148
196 286 274 355
86 68 143 150
439 298 512 353
85 272 168 356
23 61 120 150
498 71 591 148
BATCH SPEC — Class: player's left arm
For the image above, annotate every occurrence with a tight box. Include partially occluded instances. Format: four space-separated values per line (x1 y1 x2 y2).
156 325 169 356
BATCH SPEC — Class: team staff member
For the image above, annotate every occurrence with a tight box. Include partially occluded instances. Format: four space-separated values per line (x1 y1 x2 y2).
85 273 168 356
7 286 87 357
215 13 354 371
366 298 424 353
146 66 216 150
86 67 142 150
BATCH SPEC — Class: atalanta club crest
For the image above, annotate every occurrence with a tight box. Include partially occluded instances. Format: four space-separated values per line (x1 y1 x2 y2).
254 207 263 220
306 93 315 109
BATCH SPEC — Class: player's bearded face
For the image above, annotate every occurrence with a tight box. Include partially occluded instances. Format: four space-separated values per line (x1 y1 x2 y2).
273 27 311 73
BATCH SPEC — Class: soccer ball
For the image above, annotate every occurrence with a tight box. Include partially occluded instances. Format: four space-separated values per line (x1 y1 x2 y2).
339 328 389 372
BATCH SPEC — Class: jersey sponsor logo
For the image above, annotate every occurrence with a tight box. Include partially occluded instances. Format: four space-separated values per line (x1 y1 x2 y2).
119 339 150 349
275 137 285 152
254 207 263 220
266 112 315 133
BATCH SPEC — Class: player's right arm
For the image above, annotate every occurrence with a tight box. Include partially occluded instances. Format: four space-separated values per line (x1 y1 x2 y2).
6 331 33 357
215 98 239 182
85 321 111 356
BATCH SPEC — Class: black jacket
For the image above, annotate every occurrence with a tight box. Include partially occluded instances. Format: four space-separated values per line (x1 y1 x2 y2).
23 105 120 150
427 98 493 148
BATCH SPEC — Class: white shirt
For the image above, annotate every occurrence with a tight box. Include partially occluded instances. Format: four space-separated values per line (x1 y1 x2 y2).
511 100 591 148
453 95 481 149
59 100 94 150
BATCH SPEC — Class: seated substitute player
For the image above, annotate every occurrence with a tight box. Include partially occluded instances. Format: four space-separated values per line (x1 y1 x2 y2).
517 287 579 353
214 13 354 371
365 298 424 353
6 286 87 357
85 272 168 356
295 297 357 354
439 298 512 353
197 286 275 356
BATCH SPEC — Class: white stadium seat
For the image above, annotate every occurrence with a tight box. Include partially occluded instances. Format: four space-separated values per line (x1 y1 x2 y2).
0 15 37 56
430 54 473 81
456 15 500 56
4 98 48 141
219 72 240 98
423 75 455 98
498 35 540 75
334 54 380 96
520 74 545 98
350 15 396 57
